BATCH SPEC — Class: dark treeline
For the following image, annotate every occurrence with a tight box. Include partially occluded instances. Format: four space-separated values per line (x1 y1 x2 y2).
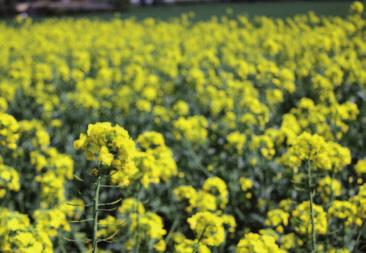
0 0 355 16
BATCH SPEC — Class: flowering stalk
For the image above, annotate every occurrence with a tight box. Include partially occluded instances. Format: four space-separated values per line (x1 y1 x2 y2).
192 225 208 253
92 175 102 253
307 161 316 252
192 241 199 253
353 221 365 251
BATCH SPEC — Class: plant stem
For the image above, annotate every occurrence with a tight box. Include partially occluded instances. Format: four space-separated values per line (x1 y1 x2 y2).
133 185 143 253
192 240 200 253
58 232 66 253
308 161 316 253
325 171 336 252
92 176 102 253
164 215 180 245
353 221 365 252
192 225 208 253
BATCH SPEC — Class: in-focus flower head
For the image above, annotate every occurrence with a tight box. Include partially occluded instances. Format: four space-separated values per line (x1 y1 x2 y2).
74 122 137 177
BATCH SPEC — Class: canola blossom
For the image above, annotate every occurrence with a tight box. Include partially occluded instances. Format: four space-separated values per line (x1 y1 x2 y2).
0 1 366 252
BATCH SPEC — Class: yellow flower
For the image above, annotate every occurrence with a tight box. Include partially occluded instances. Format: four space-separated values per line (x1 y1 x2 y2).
98 146 114 166
0 113 19 149
74 122 137 181
237 233 284 253
174 185 198 213
226 131 246 154
240 177 253 192
187 211 225 247
280 132 351 172
173 116 208 144
173 100 190 116
328 200 358 225
292 201 327 235
118 198 145 215
265 209 289 231
33 208 71 237
355 159 366 175
317 176 342 202
0 163 20 198
202 177 228 209
0 98 8 112
350 1 364 14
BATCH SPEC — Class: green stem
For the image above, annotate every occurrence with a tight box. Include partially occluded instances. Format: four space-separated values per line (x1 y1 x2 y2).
308 161 316 253
58 232 67 253
164 215 180 246
353 221 365 252
92 176 102 253
192 241 200 253
192 225 208 253
325 171 336 252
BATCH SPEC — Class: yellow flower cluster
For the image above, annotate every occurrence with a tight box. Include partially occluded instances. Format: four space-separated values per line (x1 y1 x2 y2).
118 197 146 215
239 177 253 199
173 116 208 144
0 111 80 252
174 176 228 212
0 208 52 253
355 159 366 175
317 176 342 202
237 232 285 253
351 1 364 14
109 198 167 252
74 122 136 172
226 131 246 154
349 184 366 225
0 159 20 198
293 99 358 140
18 120 50 149
328 248 350 253
172 232 210 253
250 134 276 160
0 98 8 112
202 177 229 209
187 211 225 247
172 211 235 253
16 120 74 208
127 212 166 251
97 215 123 239
33 208 71 237
280 132 351 172
265 209 289 233
75 123 177 187
328 200 358 225
0 113 19 150
173 177 235 251
97 199 167 252
135 131 178 187
292 201 328 235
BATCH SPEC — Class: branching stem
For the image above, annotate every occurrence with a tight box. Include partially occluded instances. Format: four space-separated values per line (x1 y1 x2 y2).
92 176 102 253
308 161 317 253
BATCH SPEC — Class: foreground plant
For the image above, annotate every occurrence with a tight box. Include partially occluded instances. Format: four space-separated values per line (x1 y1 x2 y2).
74 122 137 252
74 122 177 252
